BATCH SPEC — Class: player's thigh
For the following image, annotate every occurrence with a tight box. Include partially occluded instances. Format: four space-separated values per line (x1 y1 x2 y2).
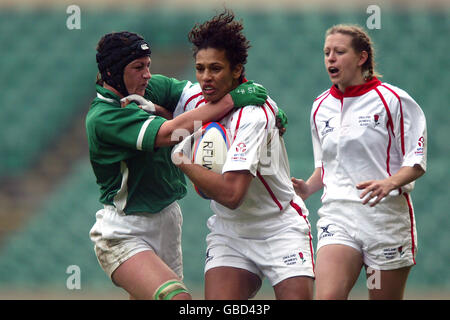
315 244 363 300
365 266 411 300
112 250 191 300
273 276 314 300
205 266 262 300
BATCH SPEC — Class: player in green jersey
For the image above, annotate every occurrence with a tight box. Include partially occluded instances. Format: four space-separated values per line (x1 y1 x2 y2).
86 31 267 300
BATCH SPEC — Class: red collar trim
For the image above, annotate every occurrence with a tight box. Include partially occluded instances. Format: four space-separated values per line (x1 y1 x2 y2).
330 77 381 99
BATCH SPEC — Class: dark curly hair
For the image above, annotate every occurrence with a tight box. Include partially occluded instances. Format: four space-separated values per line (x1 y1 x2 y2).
188 10 250 83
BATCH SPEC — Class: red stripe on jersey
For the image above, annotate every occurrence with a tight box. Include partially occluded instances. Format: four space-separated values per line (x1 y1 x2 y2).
195 98 206 108
381 84 405 155
233 107 244 142
256 171 283 211
261 105 268 129
289 200 315 271
375 88 395 137
402 193 417 265
320 162 327 201
184 92 203 111
313 92 331 137
386 123 392 176
265 100 276 117
375 88 396 176
314 89 330 101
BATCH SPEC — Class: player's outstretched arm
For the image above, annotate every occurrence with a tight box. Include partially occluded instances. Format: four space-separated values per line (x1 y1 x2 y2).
356 164 425 207
156 82 267 147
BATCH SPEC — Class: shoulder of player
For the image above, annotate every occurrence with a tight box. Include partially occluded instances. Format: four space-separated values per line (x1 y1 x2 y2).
176 82 204 112
377 82 413 100
375 82 420 109
312 88 333 109
87 101 151 128
231 98 277 125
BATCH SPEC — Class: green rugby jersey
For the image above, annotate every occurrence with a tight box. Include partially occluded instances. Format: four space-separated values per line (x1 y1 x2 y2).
86 75 189 214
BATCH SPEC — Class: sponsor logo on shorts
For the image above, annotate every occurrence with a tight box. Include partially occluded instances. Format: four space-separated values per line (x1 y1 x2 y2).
319 224 334 240
398 246 406 257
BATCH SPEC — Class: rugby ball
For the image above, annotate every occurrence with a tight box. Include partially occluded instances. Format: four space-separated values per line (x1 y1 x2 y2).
192 122 230 199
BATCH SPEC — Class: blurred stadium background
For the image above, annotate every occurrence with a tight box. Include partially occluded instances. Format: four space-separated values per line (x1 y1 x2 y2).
0 0 448 299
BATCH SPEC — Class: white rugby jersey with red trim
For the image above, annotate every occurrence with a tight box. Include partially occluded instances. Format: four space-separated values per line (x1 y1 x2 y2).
174 82 306 238
311 77 427 204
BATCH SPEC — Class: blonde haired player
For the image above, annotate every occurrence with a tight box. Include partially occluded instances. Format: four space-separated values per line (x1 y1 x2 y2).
292 24 427 300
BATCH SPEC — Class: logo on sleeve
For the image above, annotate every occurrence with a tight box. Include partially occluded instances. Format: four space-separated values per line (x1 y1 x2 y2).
205 248 214 264
231 142 247 162
415 136 424 155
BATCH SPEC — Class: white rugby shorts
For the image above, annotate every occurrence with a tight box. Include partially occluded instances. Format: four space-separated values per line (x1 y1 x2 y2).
204 205 315 286
89 201 184 281
316 195 417 270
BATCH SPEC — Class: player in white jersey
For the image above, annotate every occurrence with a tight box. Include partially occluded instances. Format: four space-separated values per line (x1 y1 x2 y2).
172 10 314 300
292 24 427 300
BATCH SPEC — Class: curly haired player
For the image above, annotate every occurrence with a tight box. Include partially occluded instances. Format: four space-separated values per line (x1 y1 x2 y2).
172 10 315 300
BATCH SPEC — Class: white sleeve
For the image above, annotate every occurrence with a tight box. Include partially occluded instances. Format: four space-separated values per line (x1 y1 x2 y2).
311 103 323 169
222 107 268 176
173 82 200 118
394 89 427 171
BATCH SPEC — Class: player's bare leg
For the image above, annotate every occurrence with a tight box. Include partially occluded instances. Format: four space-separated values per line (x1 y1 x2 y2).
366 266 411 300
273 276 314 300
112 250 191 300
205 266 261 300
315 244 363 300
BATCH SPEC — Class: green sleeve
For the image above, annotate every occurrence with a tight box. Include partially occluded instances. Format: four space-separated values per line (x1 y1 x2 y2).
89 104 166 153
144 74 190 112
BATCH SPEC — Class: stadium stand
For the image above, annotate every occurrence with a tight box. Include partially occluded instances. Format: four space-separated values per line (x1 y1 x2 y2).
0 7 448 298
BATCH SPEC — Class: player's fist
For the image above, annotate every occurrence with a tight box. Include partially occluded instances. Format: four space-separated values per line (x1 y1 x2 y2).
228 81 267 108
292 177 309 201
276 107 288 136
120 94 156 113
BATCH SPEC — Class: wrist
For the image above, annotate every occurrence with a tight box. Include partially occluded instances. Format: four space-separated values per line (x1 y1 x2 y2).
223 93 234 106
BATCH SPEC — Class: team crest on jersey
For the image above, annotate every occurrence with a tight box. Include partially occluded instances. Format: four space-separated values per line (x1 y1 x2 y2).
373 114 381 126
358 114 384 127
320 117 335 136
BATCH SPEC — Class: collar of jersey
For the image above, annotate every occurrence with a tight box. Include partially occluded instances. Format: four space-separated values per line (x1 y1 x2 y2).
330 77 381 99
96 84 121 106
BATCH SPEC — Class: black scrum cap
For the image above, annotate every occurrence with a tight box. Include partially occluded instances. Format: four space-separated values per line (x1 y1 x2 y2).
96 31 151 96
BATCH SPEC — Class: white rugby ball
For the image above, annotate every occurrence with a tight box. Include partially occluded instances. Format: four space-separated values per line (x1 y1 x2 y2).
192 122 230 199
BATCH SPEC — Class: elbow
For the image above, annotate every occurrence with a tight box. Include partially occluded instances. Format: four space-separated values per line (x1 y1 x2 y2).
155 121 182 147
223 192 246 210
